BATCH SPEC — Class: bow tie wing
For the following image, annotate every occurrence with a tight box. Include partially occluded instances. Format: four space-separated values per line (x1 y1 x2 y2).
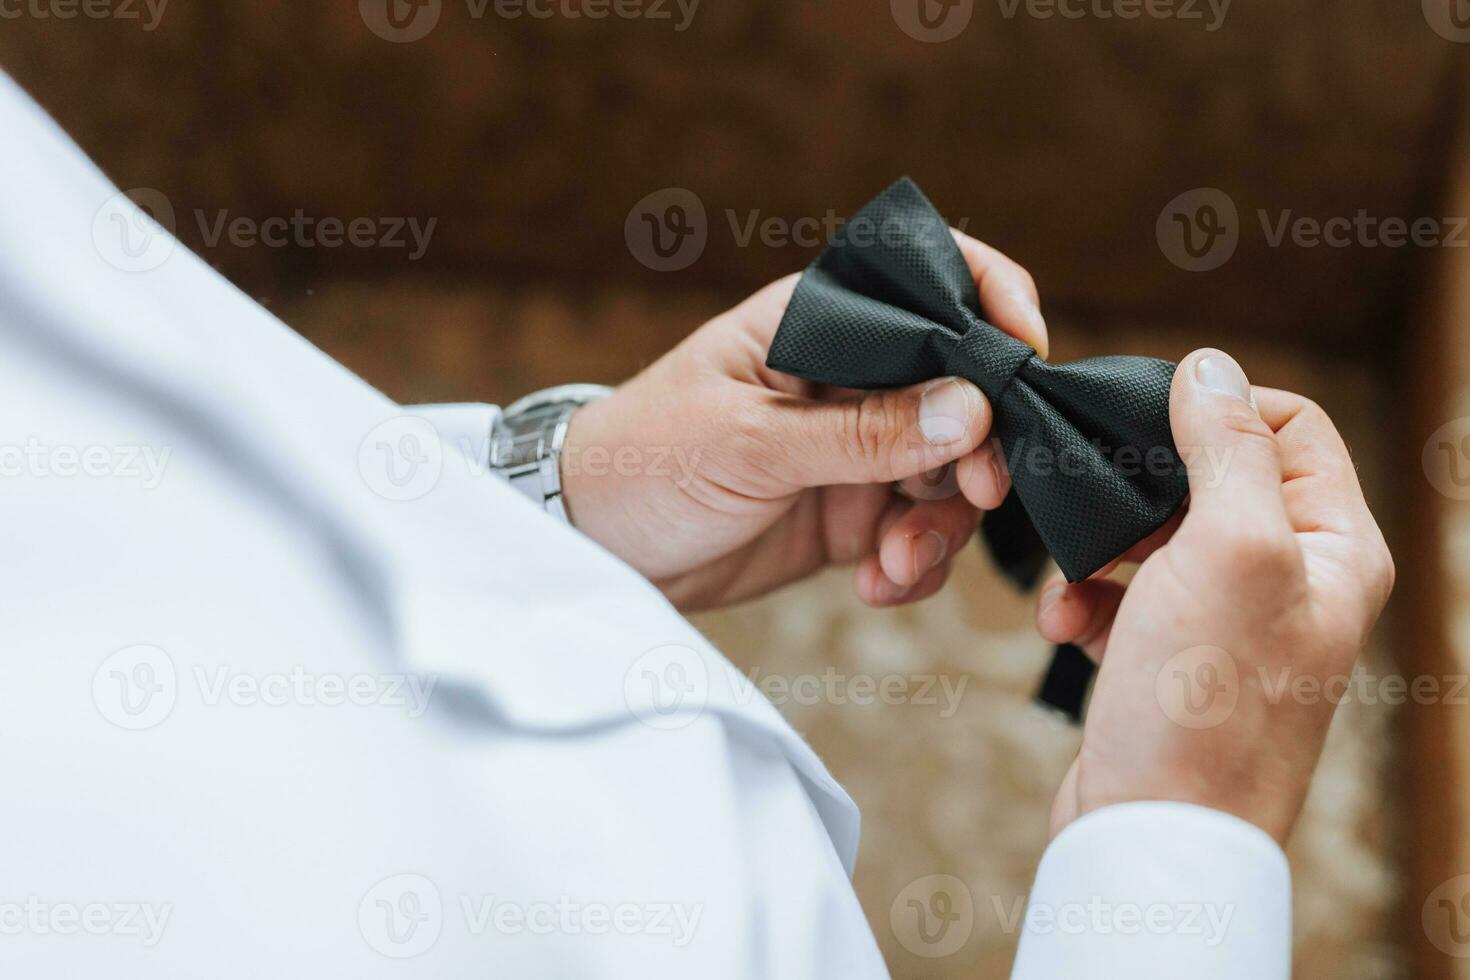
997 355 1189 582
766 178 981 389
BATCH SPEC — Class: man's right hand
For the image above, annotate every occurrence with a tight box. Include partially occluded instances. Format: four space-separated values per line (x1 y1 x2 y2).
1034 348 1395 845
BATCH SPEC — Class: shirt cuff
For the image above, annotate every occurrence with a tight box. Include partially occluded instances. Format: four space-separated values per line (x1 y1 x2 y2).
1010 801 1291 979
404 402 501 466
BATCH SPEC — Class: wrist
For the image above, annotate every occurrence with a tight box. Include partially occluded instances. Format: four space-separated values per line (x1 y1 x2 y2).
559 395 617 532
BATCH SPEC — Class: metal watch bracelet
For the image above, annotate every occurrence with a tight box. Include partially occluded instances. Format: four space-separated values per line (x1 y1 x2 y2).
487 384 614 524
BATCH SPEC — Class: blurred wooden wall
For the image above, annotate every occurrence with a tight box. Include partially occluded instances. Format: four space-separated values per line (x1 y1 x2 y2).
0 2 1460 362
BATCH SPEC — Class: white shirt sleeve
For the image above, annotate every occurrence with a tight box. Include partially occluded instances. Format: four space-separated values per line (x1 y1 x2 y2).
1010 801 1292 979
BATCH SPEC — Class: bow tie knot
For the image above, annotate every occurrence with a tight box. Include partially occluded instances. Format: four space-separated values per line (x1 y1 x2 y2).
946 319 1035 405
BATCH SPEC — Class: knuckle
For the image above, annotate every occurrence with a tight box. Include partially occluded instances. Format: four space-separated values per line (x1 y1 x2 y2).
721 398 781 467
723 397 770 444
1217 408 1278 447
849 394 903 466
1295 396 1330 428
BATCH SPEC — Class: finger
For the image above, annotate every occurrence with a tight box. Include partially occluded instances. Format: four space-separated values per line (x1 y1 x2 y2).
772 377 993 487
1035 576 1127 664
1168 349 1292 537
878 494 981 588
956 438 1012 511
819 483 896 564
1253 386 1395 613
1252 387 1372 534
951 228 1049 359
856 553 953 607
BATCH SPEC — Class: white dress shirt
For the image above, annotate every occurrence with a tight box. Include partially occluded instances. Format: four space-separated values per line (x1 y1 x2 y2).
0 71 1290 977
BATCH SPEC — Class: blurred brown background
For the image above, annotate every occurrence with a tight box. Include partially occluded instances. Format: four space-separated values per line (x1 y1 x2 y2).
5 1 1470 975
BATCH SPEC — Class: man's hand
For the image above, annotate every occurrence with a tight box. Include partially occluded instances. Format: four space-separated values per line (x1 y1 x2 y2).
561 230 1048 612
1036 349 1395 844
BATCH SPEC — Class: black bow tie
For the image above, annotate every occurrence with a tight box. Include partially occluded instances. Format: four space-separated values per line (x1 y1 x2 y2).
766 178 1189 721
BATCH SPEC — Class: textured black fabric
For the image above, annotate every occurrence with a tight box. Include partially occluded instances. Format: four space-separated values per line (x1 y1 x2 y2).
768 177 1189 583
1036 644 1096 724
766 178 1191 720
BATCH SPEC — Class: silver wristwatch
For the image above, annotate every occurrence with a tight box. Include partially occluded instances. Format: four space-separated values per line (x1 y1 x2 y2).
488 383 614 523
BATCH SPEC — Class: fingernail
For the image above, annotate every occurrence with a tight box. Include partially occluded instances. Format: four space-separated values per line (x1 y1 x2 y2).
1194 353 1252 402
1039 583 1067 618
913 530 947 579
920 379 977 445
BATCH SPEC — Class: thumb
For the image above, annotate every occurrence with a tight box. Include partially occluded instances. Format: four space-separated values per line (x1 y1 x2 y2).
781 378 992 487
1169 349 1290 531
